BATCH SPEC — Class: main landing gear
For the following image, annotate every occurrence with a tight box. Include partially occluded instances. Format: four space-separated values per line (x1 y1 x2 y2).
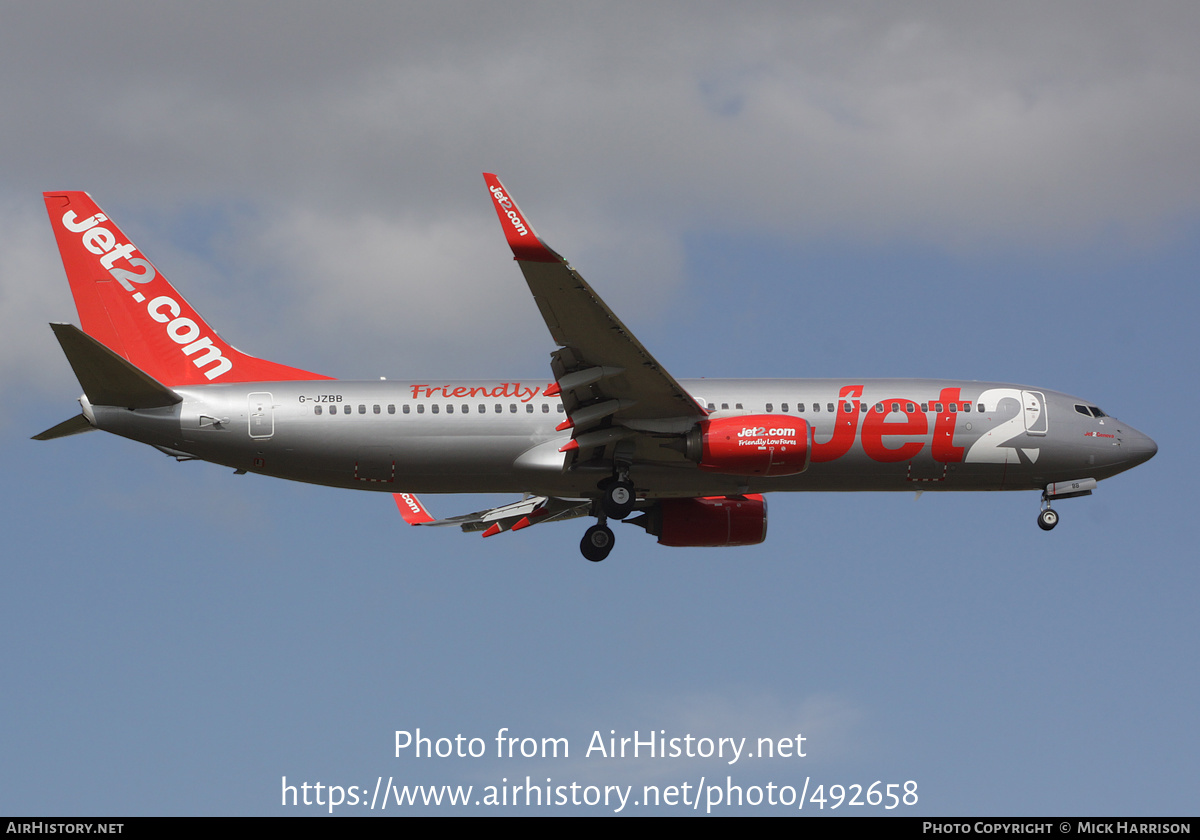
580 473 636 561
599 476 636 520
581 520 615 562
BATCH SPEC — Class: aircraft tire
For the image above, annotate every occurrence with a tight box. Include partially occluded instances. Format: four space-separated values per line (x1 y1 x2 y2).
581 524 615 562
600 479 636 520
1037 509 1059 531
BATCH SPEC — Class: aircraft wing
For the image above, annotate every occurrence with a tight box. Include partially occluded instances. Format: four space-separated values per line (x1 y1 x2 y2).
394 492 591 537
483 174 706 456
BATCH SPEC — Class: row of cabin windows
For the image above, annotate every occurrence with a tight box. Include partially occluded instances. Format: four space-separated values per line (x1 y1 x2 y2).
313 403 566 416
314 399 998 418
708 401 981 414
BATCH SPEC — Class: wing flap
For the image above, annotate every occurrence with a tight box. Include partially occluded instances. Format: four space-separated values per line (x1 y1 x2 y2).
394 493 591 536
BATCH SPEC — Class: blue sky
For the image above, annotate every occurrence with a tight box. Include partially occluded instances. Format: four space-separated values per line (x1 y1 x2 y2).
2 3 1198 816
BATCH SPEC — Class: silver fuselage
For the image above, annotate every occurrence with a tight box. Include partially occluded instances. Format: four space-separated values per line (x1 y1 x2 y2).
84 377 1157 499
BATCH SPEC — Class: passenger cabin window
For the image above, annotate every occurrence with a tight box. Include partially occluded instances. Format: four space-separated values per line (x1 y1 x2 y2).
526 404 534 413
875 403 884 413
921 403 928 412
963 403 971 412
479 404 487 414
388 405 395 414
949 404 958 413
417 405 425 414
736 403 743 410
541 403 549 413
373 405 380 414
721 403 729 410
782 403 789 412
495 404 502 413
446 404 454 414
891 402 900 413
431 405 439 414
510 404 517 413
934 403 943 413
796 403 804 413
813 403 821 413
707 403 716 411
314 405 322 415
557 404 564 413
843 402 852 413
766 403 774 412
826 403 834 413
906 402 915 413
977 403 986 412
359 405 366 414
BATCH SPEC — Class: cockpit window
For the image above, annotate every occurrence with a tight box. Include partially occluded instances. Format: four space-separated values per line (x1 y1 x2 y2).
1090 407 1107 418
1075 404 1090 417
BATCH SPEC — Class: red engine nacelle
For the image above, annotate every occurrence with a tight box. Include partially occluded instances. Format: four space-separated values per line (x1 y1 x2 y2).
683 415 810 476
643 495 768 547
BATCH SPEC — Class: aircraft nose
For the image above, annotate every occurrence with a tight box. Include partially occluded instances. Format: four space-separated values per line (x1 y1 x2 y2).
1124 427 1158 467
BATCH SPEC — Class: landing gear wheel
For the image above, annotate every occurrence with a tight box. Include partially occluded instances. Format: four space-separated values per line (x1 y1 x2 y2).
1037 508 1059 531
580 524 615 562
600 478 636 520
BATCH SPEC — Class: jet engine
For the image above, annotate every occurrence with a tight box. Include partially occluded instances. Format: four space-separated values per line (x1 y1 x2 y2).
631 495 767 547
680 415 810 476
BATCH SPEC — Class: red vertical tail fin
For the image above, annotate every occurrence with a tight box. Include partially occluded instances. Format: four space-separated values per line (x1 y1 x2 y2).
44 192 332 386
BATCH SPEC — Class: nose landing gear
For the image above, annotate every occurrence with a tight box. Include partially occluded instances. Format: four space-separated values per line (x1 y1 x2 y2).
1037 478 1097 531
1038 487 1061 531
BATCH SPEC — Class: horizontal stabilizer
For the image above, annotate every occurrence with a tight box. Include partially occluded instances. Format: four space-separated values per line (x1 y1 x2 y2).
50 322 181 409
32 413 94 441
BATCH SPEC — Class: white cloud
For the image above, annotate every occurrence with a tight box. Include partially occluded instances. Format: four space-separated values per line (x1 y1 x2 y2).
0 202 79 403
6 4 1198 244
7 3 1200 390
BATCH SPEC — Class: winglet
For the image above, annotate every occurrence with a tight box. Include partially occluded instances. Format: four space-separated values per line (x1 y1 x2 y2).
393 493 435 525
482 174 560 263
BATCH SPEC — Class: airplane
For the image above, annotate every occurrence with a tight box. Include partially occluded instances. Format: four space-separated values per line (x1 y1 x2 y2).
36 174 1158 561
